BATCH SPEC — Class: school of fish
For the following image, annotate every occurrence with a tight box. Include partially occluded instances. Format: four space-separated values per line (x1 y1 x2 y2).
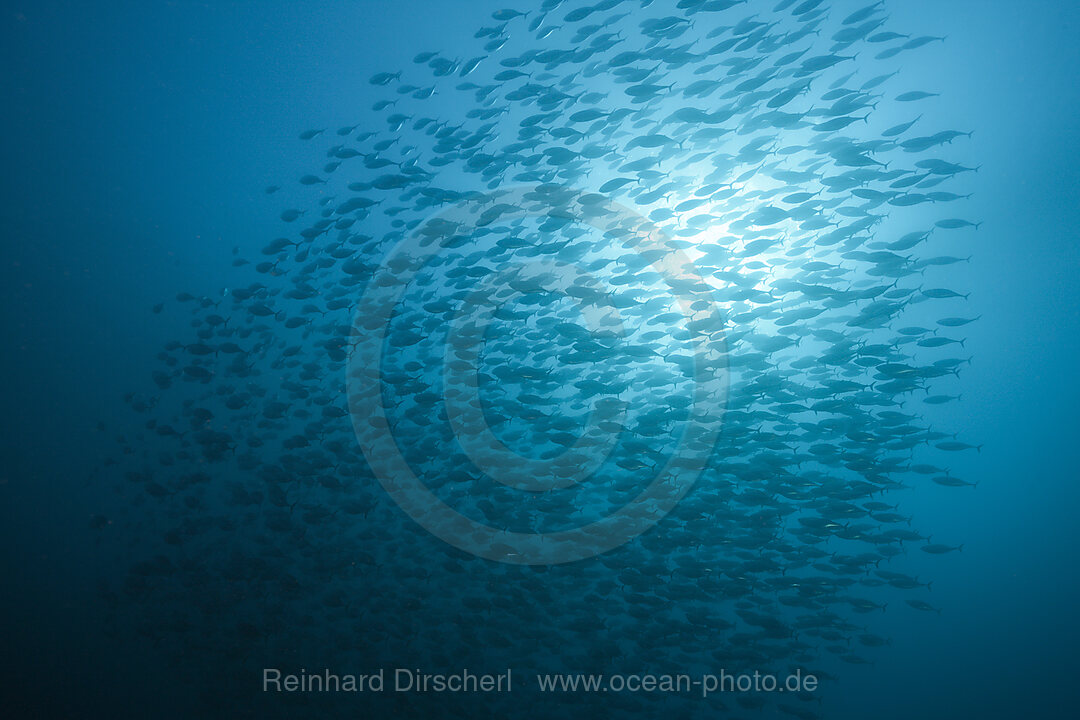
99 0 981 717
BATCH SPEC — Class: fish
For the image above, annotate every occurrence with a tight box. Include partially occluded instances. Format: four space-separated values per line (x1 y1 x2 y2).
921 543 963 554
896 90 940 102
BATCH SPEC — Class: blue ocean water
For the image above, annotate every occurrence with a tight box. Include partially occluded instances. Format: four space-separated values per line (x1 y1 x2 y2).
1 1 1078 719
